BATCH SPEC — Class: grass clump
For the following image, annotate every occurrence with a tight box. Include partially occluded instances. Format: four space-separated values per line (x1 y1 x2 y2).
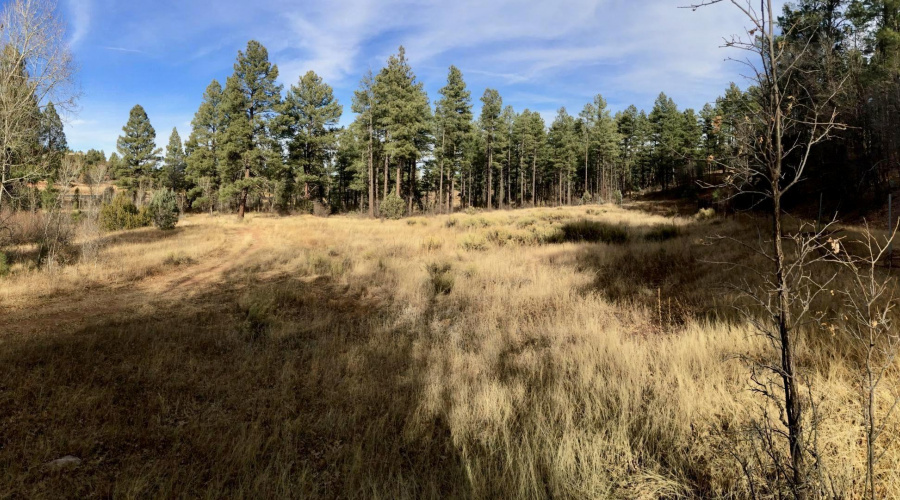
645 224 681 242
421 236 443 252
560 219 628 244
426 262 454 295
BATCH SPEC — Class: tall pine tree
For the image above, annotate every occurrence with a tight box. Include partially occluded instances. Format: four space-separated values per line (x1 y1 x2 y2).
116 104 161 195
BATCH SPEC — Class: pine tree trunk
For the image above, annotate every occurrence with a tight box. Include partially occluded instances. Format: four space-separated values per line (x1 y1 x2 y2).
438 131 445 214
384 155 389 201
532 153 537 207
368 123 374 218
238 159 250 219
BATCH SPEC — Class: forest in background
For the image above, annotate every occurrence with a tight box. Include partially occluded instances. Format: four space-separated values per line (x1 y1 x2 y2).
5 1 899 220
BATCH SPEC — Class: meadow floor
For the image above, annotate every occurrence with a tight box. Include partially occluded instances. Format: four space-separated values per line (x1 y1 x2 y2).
0 205 896 498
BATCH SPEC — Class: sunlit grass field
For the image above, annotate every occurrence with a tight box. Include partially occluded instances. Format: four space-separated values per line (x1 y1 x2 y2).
1 205 896 498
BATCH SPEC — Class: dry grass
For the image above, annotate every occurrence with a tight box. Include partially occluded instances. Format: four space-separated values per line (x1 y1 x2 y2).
0 205 898 498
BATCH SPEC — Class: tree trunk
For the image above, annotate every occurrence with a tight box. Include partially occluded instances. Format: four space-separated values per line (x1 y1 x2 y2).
368 123 374 218
532 153 537 207
238 159 250 219
438 131 445 214
384 154 389 201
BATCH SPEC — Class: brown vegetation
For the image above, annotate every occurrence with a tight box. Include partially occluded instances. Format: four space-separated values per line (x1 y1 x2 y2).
1 205 898 497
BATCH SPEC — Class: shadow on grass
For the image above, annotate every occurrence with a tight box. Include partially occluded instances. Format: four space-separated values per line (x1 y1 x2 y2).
0 272 471 498
90 226 189 248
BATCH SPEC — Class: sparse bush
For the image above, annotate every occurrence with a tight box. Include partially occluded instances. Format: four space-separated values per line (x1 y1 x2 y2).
100 193 150 231
148 189 180 230
613 189 623 205
313 201 331 217
645 224 681 242
464 206 478 216
560 220 628 244
444 217 458 228
515 217 537 228
426 262 454 295
695 208 716 221
380 193 406 219
459 233 488 251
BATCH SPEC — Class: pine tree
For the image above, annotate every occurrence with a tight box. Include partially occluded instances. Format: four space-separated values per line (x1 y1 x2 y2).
434 65 472 213
479 88 502 208
375 46 430 208
185 79 223 203
218 41 282 218
161 128 186 191
282 70 342 204
591 95 620 199
116 104 161 194
38 101 66 179
351 70 378 217
649 92 680 189
40 102 66 152
547 107 578 205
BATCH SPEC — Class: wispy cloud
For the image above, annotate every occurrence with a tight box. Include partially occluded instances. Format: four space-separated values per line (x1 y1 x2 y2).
102 46 148 55
65 0 90 47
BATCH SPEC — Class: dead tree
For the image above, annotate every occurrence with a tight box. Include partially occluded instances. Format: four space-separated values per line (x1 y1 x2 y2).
685 1 847 497
833 224 899 500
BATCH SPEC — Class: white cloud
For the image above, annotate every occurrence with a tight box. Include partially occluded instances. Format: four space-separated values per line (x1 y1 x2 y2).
65 0 90 47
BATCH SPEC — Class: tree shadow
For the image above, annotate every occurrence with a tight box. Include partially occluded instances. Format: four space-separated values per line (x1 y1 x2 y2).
0 272 471 498
89 226 190 248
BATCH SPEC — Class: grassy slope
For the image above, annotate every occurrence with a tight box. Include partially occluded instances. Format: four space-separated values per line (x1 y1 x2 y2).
0 205 896 498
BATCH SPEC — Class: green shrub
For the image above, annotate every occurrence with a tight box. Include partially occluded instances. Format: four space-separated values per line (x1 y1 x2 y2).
0 252 9 277
464 206 478 216
380 193 406 219
148 189 180 230
613 190 623 206
560 220 628 244
645 224 681 242
100 193 150 231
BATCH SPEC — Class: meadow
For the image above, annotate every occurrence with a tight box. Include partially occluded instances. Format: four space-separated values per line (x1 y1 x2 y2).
1 204 897 498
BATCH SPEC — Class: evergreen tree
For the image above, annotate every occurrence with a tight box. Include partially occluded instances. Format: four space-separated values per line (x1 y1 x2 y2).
547 107 578 205
434 65 472 213
649 92 681 189
40 102 66 152
479 88 502 208
161 128 186 191
375 46 430 207
116 104 161 193
281 70 342 203
185 79 223 206
590 95 620 199
218 41 282 217
351 70 378 217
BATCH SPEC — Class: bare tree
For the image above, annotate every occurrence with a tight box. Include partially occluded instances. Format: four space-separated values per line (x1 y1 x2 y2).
832 225 899 500
0 0 77 213
685 1 847 497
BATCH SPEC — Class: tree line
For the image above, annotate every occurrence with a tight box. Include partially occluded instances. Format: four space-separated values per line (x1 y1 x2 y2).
102 43 752 217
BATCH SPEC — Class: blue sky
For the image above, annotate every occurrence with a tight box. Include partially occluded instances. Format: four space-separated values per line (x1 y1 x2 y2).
57 0 782 155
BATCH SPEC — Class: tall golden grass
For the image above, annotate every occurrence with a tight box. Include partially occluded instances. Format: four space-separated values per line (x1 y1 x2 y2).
0 205 896 497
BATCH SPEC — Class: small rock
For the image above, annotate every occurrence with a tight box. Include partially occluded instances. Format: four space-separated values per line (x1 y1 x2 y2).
44 455 81 471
